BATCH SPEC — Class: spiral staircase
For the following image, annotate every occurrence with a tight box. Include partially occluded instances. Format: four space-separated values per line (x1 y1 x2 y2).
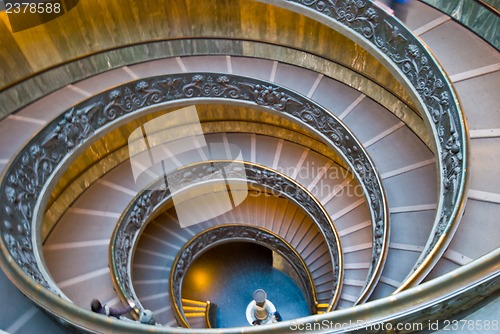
0 0 499 333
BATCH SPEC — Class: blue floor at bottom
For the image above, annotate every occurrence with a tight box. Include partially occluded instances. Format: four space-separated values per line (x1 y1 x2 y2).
182 242 311 328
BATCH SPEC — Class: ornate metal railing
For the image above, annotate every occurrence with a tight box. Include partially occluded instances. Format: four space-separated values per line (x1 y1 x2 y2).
0 72 388 314
170 225 319 327
283 0 468 291
109 161 339 319
0 0 478 332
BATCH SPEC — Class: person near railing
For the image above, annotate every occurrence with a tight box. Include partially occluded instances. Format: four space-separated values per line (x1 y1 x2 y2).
90 299 135 319
390 0 413 22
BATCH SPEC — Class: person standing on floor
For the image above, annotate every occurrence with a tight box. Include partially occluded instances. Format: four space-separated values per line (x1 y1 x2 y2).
390 0 413 22
90 299 134 319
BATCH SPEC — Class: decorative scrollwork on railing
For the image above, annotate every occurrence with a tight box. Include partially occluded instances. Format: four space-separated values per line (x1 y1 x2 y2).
170 225 318 327
110 162 340 321
0 72 388 304
287 0 467 289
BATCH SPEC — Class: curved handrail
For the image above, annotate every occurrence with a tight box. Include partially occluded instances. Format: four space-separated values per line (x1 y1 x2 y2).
205 301 214 329
470 0 500 15
169 225 319 327
109 161 340 319
282 0 469 292
181 299 214 328
41 113 349 242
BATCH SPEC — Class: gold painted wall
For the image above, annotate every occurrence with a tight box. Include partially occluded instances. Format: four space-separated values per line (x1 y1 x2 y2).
0 0 412 109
